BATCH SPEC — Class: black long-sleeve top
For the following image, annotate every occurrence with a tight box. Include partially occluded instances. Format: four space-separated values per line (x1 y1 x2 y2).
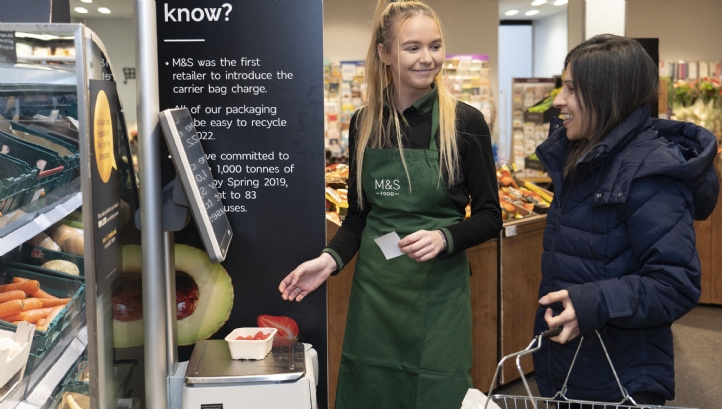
324 96 502 272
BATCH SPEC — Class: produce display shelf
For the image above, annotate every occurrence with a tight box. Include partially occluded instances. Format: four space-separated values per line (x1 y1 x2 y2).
12 326 88 409
0 191 81 258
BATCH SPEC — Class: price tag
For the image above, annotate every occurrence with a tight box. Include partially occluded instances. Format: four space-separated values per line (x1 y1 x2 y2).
70 338 85 354
34 214 51 229
505 225 517 237
56 203 68 216
77 326 88 346
32 383 51 404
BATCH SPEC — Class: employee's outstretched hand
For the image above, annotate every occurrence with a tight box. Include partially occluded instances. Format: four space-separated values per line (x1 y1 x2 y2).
539 289 580 344
279 253 337 302
399 230 445 262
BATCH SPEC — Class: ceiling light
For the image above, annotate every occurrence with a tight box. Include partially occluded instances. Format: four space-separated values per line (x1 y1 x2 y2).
525 9 540 16
73 7 88 13
80 0 92 3
505 9 520 16
98 7 111 14
531 0 548 5
553 0 568 5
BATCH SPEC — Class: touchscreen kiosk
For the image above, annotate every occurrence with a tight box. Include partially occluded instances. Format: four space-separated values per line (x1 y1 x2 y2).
159 108 232 263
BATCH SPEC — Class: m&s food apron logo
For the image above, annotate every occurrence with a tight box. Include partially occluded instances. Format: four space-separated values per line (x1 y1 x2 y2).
375 179 400 197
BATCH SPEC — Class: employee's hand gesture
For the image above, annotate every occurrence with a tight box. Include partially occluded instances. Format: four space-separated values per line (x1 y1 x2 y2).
279 253 337 302
399 230 446 262
539 289 580 344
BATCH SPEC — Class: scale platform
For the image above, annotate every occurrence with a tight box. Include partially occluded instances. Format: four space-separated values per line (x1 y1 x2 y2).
182 340 316 409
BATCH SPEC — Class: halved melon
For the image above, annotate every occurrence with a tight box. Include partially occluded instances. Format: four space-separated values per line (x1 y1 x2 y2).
113 244 234 348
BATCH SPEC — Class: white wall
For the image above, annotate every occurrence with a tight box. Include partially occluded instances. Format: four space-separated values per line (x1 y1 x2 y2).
626 0 722 62
323 0 500 139
586 0 625 39
74 18 138 127
498 25 532 163
533 11 567 78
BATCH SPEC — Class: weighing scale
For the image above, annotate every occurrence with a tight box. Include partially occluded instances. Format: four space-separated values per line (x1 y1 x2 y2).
181 340 318 409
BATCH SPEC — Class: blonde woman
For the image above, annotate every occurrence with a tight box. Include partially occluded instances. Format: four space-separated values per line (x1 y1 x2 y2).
280 1 501 407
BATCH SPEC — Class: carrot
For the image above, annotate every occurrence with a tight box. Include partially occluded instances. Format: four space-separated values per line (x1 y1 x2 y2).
21 298 43 311
11 277 57 298
36 318 46 328
39 298 70 308
0 280 40 294
3 307 53 324
37 305 65 330
31 289 58 299
0 299 24 318
0 290 26 303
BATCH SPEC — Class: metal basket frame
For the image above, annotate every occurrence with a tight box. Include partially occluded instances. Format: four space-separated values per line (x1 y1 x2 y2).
484 328 695 409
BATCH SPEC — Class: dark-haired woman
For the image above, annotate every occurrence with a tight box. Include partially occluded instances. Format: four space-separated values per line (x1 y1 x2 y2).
534 34 719 406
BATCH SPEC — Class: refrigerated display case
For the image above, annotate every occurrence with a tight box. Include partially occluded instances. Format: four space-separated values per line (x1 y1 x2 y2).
0 23 140 409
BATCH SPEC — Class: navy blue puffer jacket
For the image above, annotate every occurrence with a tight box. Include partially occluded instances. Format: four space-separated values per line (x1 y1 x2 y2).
533 106 719 402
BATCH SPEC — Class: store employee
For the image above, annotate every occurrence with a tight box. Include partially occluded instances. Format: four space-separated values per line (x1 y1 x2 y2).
279 1 502 408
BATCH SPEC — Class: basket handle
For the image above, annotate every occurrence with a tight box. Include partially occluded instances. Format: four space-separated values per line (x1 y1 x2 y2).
485 327 562 409
539 326 562 339
556 330 635 406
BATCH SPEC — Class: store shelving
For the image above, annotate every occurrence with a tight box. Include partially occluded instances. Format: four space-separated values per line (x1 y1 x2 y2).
0 185 82 258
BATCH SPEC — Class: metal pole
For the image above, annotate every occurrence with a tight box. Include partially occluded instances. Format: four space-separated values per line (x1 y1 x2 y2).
134 1 169 408
165 232 179 375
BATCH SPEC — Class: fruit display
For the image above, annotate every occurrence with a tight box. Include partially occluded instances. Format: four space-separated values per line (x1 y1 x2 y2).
326 163 349 223
112 244 234 348
496 166 553 220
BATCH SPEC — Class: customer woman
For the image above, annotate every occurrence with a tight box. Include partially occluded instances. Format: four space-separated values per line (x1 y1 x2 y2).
279 1 501 408
534 34 719 406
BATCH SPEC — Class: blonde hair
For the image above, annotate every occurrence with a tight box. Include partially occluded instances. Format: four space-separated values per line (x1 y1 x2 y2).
354 0 460 207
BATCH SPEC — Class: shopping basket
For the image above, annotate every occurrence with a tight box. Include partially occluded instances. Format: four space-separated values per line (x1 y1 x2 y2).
484 327 695 409
0 153 39 214
0 128 67 199
7 120 80 185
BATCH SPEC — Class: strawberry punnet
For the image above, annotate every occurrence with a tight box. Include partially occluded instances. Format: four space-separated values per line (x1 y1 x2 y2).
257 315 300 340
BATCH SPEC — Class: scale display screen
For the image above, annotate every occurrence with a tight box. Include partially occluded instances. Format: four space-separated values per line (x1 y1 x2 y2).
159 108 232 263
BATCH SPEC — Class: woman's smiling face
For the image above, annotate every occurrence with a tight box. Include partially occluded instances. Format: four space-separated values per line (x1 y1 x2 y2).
554 68 588 141
380 14 444 99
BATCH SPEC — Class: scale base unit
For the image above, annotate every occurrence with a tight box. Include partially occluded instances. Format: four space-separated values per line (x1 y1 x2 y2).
181 340 318 409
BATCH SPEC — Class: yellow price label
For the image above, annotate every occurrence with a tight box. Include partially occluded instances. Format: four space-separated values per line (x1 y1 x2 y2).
93 90 117 183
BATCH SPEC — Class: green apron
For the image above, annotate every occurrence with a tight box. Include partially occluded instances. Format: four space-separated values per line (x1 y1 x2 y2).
336 100 472 409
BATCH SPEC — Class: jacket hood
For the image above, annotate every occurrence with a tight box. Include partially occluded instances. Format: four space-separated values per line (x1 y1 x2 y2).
538 106 720 219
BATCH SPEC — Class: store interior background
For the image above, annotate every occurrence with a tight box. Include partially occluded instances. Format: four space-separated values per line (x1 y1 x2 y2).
69 0 722 164
67 0 722 406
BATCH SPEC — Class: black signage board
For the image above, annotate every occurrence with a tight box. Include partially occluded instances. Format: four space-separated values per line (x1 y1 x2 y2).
0 0 70 23
159 108 233 263
89 80 123 296
157 1 327 405
0 31 16 64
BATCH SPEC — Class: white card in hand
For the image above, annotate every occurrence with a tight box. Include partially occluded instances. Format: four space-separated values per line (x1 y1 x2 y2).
374 231 404 260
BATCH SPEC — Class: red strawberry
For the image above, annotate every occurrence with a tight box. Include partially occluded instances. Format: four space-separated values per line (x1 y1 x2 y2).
253 331 265 340
257 315 300 340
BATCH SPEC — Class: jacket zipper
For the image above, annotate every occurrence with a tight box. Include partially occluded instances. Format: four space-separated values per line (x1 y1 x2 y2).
547 184 570 392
